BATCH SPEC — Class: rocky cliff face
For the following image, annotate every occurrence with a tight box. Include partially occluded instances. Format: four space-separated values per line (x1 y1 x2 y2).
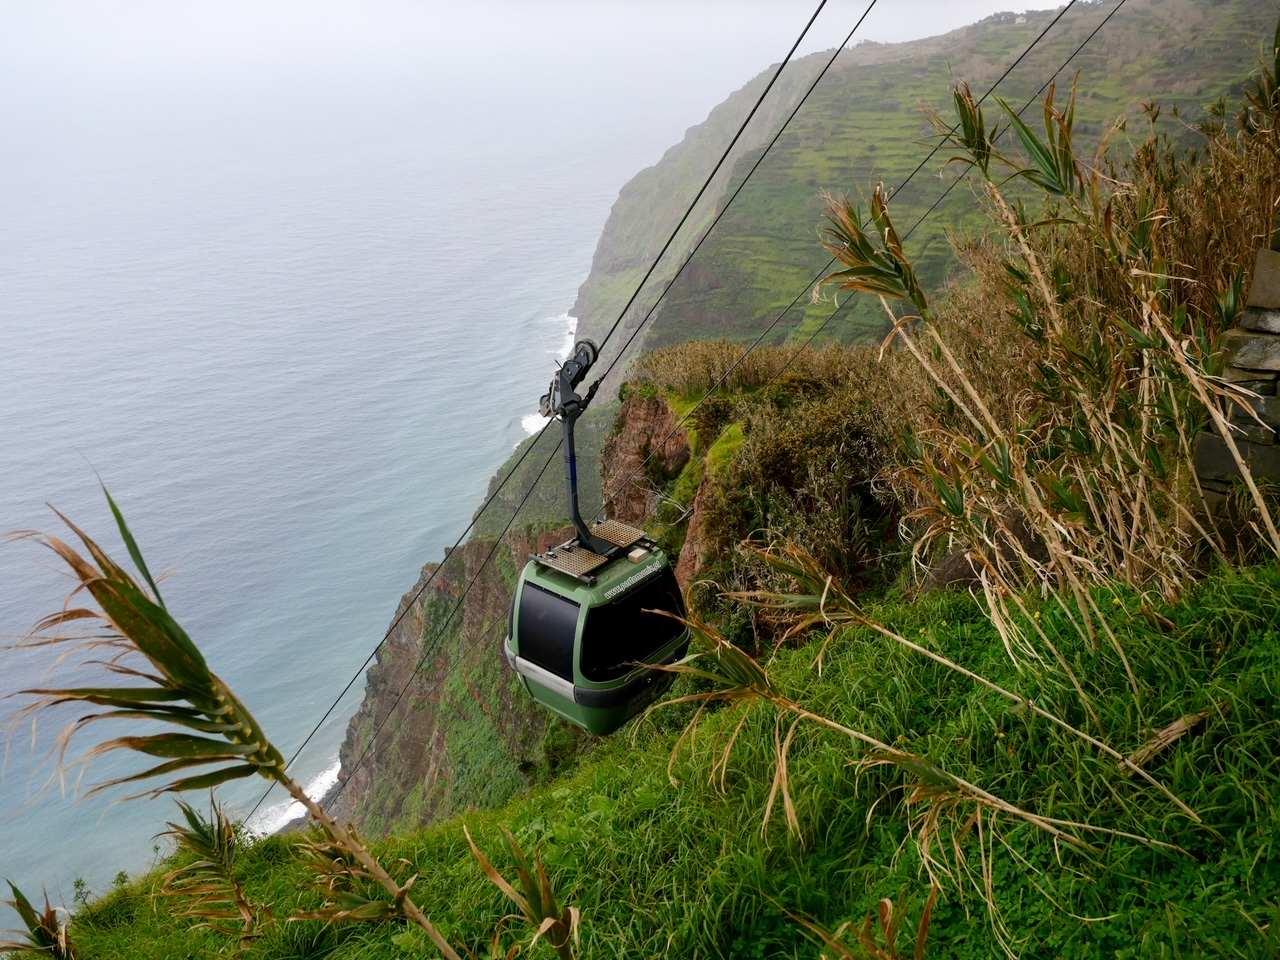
598 394 716 587
331 527 571 834
599 395 690 527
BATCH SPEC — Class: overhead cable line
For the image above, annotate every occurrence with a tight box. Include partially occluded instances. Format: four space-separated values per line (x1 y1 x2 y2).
900 0 1130 243
243 0 836 825
244 404 558 823
266 0 1132 828
247 431 562 821
321 438 564 813
349 0 1101 788
315 0 840 813
885 0 1081 211
587 0 832 358
304 0 1111 821
303 0 885 818
580 0 883 388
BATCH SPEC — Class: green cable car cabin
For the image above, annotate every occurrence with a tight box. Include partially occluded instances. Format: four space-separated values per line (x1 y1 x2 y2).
504 339 690 735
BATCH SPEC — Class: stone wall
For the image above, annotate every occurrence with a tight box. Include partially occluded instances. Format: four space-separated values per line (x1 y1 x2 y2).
1194 248 1280 510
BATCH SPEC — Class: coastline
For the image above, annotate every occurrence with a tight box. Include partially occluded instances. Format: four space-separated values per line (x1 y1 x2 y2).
270 776 345 837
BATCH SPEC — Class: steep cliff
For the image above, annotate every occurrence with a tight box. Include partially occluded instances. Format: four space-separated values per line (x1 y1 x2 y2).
332 528 572 834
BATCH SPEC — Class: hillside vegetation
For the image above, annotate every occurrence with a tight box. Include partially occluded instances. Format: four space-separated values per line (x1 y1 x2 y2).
9 9 1280 960
572 0 1278 360
482 0 1280 548
62 575 1280 958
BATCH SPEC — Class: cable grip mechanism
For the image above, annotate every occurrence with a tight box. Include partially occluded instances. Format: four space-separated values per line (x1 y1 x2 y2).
537 339 606 552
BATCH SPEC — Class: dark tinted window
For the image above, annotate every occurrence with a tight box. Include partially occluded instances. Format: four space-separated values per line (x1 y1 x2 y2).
580 567 685 682
517 582 579 681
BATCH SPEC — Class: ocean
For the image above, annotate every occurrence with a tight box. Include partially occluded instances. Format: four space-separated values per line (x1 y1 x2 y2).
0 29 791 909
0 0 934 920
0 88 597 905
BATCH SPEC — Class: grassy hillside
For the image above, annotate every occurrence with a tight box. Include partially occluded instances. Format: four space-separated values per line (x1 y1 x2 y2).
572 0 1279 356
69 571 1280 957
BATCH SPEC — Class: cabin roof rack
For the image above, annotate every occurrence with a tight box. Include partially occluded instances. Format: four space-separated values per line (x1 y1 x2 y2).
531 519 653 584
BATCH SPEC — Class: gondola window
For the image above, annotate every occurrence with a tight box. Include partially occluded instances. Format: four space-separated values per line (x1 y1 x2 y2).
517 582 579 681
580 569 684 682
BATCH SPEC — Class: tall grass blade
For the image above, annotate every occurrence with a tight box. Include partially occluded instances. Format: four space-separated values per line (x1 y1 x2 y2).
0 882 75 959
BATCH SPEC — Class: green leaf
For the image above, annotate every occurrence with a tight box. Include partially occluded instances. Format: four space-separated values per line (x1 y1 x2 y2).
22 686 190 705
163 765 265 793
951 81 998 177
5 881 41 935
114 733 259 760
89 756 247 795
995 92 1080 199
977 440 1014 490
104 485 166 610
882 755 958 789
53 509 213 690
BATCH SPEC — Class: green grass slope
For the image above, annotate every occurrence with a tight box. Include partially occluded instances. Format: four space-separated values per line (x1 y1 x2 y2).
75 566 1280 958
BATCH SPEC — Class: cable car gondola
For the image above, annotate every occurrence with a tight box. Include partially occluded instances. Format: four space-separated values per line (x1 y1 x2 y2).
504 339 689 735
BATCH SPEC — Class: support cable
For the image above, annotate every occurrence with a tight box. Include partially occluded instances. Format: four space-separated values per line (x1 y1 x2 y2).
470 0 1119 691
243 0 836 824
319 439 563 813
244 416 559 823
589 0 833 357
324 0 1092 812
899 0 1130 243
580 0 882 390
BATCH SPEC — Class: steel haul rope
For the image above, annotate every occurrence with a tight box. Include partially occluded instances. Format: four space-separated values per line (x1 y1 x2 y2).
256 0 1130 826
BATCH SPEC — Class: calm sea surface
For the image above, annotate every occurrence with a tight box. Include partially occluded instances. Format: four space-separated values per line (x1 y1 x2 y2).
0 36 781 906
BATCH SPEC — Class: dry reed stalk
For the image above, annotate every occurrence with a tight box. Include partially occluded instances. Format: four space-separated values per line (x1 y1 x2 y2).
657 607 1195 868
733 542 1203 825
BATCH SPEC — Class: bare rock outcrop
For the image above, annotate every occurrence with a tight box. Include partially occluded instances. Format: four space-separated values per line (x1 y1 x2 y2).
674 477 714 589
600 395 690 526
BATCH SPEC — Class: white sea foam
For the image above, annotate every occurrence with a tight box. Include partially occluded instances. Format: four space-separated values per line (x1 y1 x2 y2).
521 410 547 435
248 757 342 836
518 313 578 441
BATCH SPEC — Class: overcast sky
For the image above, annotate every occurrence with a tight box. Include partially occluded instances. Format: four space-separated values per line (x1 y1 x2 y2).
1 1 1044 76
0 0 1063 178
0 1 1056 197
